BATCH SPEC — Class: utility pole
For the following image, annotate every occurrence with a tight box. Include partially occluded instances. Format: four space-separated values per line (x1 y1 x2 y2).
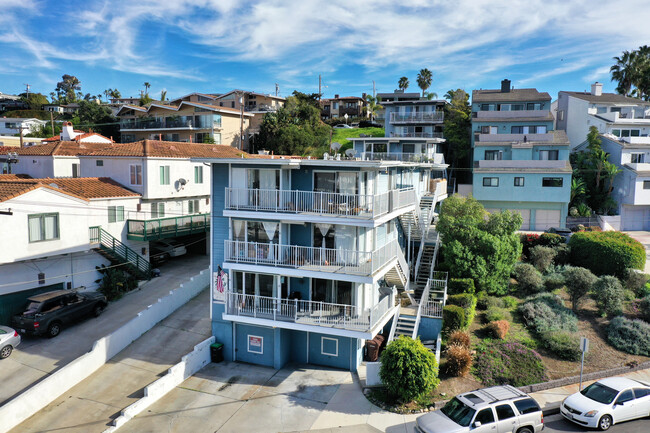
19 125 24 148
372 80 376 98
275 83 279 97
50 111 55 138
239 92 245 151
319 75 322 100
24 83 31 98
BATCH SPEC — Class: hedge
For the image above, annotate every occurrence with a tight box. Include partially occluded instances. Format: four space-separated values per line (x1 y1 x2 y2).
448 278 476 295
442 305 466 334
521 232 564 258
568 231 645 278
447 294 477 329
607 317 650 356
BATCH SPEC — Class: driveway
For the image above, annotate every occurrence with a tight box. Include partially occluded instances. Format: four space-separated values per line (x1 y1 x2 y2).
0 254 208 406
9 288 211 433
624 231 650 273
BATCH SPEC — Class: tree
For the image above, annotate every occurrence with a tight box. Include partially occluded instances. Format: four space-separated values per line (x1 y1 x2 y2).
139 94 153 106
109 89 121 99
593 276 624 317
563 266 598 312
570 178 587 206
438 196 522 295
75 100 119 139
19 92 49 111
424 91 438 100
363 95 383 121
443 89 471 183
290 90 322 109
143 82 151 94
611 50 638 96
379 337 439 402
398 76 409 91
55 74 81 103
160 90 167 102
416 68 433 97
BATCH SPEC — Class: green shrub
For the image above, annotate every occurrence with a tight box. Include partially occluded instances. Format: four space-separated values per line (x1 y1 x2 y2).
569 231 646 278
641 296 650 322
513 263 543 295
447 294 477 329
607 317 650 356
485 306 512 323
380 337 440 401
544 272 566 291
626 270 650 298
477 293 504 310
543 330 581 361
553 244 571 265
474 341 548 386
563 266 598 311
539 232 564 248
529 246 557 272
592 276 624 317
442 305 466 335
502 296 519 310
448 278 476 295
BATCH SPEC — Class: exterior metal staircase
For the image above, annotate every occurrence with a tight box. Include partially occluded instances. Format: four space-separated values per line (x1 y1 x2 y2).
383 245 409 289
392 313 418 338
413 243 436 299
89 226 152 280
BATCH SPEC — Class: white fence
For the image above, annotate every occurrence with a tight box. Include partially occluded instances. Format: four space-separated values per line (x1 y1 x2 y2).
103 336 215 433
0 269 210 433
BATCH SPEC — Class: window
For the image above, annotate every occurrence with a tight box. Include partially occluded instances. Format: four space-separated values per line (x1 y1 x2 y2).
474 408 495 425
542 177 564 187
28 213 59 242
481 126 498 134
213 133 222 144
484 150 502 160
644 181 650 190
480 103 496 111
194 166 204 184
611 107 622 113
616 389 634 404
513 398 541 415
511 125 547 134
130 165 142 185
72 163 80 178
483 177 499 187
160 166 170 185
321 337 338 356
634 388 650 399
597 106 607 114
557 110 565 121
632 153 645 164
332 102 339 109
495 404 516 420
539 150 559 160
514 177 525 187
188 199 200 214
96 160 104 167
151 203 165 218
527 103 543 110
108 206 125 223
612 129 621 137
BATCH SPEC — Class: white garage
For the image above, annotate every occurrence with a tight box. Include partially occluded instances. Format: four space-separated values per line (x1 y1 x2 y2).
622 206 650 231
508 209 531 230
534 209 561 231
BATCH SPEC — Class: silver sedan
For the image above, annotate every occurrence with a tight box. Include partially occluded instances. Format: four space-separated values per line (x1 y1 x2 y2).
0 325 21 359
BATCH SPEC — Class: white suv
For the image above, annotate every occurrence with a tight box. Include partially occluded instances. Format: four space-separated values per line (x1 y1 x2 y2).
416 385 544 433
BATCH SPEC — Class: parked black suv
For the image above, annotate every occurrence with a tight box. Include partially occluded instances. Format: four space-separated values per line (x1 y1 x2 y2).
11 290 108 338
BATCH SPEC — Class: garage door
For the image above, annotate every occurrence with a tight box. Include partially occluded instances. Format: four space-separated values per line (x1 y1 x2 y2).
509 209 531 230
622 206 648 231
535 210 561 231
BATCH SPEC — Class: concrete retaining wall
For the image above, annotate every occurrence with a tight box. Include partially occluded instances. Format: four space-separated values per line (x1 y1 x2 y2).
366 361 382 387
599 215 621 231
0 269 209 433
104 336 215 432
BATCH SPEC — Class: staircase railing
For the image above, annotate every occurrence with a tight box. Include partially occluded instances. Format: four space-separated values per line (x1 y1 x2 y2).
428 232 441 280
89 226 151 278
413 279 431 338
395 242 409 287
412 193 438 280
387 304 401 343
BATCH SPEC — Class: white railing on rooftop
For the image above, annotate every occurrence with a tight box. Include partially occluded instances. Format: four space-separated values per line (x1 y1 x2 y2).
421 276 447 318
475 110 549 119
390 112 444 123
225 187 416 218
476 133 551 143
389 132 444 139
224 238 403 277
224 290 395 332
359 152 444 164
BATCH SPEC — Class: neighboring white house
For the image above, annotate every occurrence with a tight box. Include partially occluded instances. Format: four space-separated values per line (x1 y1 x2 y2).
0 118 47 136
556 82 650 149
41 121 114 144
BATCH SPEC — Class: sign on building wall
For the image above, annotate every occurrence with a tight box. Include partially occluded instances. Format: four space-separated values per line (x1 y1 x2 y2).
213 269 228 303
248 335 263 354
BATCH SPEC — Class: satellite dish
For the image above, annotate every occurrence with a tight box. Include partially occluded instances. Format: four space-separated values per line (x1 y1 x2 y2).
179 178 187 185
331 141 341 151
323 152 329 160
345 149 356 158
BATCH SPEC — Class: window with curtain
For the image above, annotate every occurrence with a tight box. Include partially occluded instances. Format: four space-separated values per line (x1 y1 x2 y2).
28 213 59 242
194 166 203 184
188 199 200 214
108 206 125 223
151 203 165 218
160 166 170 185
130 165 142 185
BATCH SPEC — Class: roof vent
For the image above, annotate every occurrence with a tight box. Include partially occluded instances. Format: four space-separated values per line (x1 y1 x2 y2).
501 79 511 93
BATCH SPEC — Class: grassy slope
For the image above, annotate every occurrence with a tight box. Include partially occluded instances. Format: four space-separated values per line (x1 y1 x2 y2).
331 127 384 152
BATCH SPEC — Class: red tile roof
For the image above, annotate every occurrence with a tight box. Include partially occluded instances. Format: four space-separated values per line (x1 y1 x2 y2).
0 177 139 201
0 181 45 203
8 141 114 156
86 140 249 158
42 131 113 143
0 174 32 179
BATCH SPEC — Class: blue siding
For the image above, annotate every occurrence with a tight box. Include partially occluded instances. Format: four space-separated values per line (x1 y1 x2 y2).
211 304 234 361
290 223 311 247
418 317 442 342
289 277 310 300
212 164 229 267
235 324 275 367
289 330 308 364
308 332 352 370
274 328 291 369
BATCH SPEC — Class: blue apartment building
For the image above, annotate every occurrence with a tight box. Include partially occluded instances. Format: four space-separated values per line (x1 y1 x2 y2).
470 80 571 230
376 90 445 139
197 147 449 371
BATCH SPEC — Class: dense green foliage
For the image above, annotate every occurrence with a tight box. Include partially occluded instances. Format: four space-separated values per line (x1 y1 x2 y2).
331 127 384 153
96 265 137 301
442 305 466 334
379 337 440 402
592 276 625 317
513 263 543 295
485 307 512 323
443 89 471 183
640 295 650 322
626 270 650 297
610 46 650 99
438 196 522 295
474 341 548 386
448 278 476 295
607 317 650 356
563 266 598 311
446 294 477 329
543 271 566 291
529 246 557 272
569 231 645 278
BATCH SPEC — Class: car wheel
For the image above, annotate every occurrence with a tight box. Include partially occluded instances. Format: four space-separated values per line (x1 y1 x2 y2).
598 415 612 431
47 322 62 338
93 304 104 317
0 345 12 359
516 427 533 433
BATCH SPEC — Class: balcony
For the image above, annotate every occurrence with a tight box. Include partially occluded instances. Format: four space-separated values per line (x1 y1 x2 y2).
475 133 551 143
474 110 550 119
389 132 443 139
120 116 221 131
224 239 401 278
223 290 395 332
224 188 416 219
127 214 210 241
476 160 569 170
359 152 445 164
389 112 444 123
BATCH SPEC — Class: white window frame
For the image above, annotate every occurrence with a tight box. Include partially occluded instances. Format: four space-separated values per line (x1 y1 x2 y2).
28 213 60 243
130 164 142 185
248 335 263 354
631 153 645 164
195 166 204 184
514 177 525 187
108 205 125 223
160 165 170 185
321 337 338 357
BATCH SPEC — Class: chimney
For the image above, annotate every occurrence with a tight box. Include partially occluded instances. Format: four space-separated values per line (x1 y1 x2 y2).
362 92 367 99
591 82 603 96
501 79 511 93
334 94 339 99
61 122 75 141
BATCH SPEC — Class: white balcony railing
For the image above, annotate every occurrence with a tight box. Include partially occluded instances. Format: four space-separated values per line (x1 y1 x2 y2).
475 110 549 119
224 239 402 277
389 132 444 139
476 133 551 143
390 112 444 123
224 187 416 218
359 152 444 164
224 290 395 332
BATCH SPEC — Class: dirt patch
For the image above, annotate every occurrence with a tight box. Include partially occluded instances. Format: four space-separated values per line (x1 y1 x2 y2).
218 375 240 391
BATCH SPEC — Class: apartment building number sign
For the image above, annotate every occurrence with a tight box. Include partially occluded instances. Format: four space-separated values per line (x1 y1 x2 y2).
213 270 228 303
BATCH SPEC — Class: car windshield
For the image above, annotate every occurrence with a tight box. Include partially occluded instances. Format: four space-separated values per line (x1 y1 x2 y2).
581 382 619 404
441 397 476 427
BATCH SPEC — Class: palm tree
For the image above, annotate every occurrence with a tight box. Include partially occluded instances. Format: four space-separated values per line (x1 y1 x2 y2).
398 77 409 91
110 89 121 99
611 50 638 96
143 82 151 95
364 95 383 121
424 91 438 100
416 68 433 97
160 90 167 102
570 177 587 203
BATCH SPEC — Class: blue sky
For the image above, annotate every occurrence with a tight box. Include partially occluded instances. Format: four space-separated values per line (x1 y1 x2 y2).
2 0 650 102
